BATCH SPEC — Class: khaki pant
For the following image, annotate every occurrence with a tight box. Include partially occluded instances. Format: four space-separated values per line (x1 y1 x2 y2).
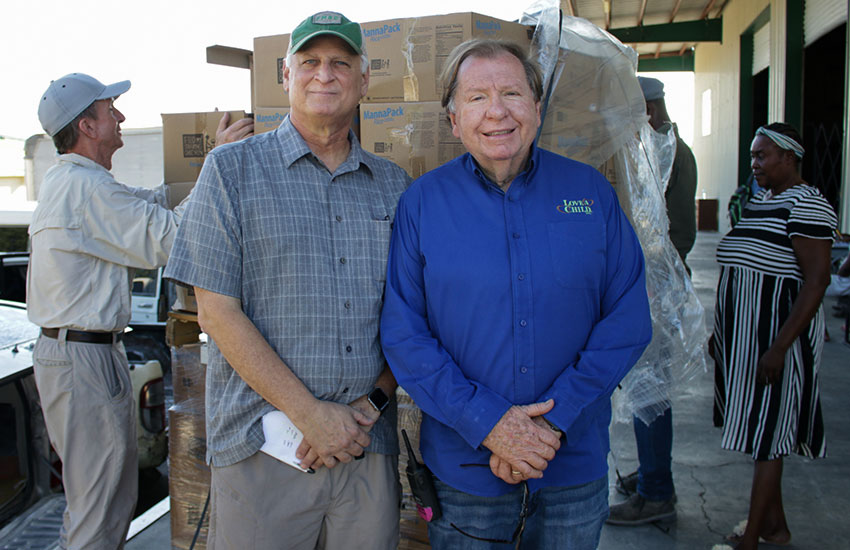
32 333 137 550
209 450 400 550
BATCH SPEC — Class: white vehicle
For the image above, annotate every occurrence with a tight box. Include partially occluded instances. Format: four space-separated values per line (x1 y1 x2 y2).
0 299 167 540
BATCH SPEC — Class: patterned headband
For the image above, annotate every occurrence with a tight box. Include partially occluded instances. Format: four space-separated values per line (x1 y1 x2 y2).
756 127 805 159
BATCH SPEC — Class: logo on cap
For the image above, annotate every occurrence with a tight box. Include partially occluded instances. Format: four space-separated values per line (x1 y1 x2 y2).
313 12 342 25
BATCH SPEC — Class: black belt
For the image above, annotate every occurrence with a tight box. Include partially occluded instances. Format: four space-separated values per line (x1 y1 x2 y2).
41 328 122 344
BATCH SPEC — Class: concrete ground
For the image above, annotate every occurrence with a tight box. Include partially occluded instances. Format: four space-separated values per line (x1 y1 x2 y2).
601 230 850 550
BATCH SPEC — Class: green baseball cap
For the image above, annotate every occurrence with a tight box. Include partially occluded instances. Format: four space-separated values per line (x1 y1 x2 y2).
289 11 363 55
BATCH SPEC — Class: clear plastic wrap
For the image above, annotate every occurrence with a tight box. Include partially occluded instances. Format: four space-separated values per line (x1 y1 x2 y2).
522 1 707 425
523 3 648 169
168 406 210 550
169 343 210 549
610 125 708 425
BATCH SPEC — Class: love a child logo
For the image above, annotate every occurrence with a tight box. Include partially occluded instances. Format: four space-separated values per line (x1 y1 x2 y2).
556 198 594 215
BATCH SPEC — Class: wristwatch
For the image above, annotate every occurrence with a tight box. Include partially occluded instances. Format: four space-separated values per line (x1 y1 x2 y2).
367 387 390 415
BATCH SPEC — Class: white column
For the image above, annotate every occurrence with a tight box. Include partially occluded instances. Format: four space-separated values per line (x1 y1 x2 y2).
769 0 787 122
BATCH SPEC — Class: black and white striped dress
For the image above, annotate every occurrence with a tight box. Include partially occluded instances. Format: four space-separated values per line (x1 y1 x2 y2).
713 184 836 460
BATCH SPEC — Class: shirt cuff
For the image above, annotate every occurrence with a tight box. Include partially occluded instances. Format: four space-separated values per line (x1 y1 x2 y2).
451 386 513 450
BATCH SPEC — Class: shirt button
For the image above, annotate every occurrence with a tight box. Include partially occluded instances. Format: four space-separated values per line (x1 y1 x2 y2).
344 301 351 309
518 273 525 280
513 233 520 239
336 215 343 222
340 257 347 264
345 345 352 352
520 366 528 374
520 320 527 327
508 196 516 202
342 387 349 393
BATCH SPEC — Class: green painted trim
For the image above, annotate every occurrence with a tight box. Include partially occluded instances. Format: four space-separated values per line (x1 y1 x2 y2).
749 6 770 34
637 55 695 72
842 14 850 232
784 0 804 129
610 19 722 43
740 32 755 187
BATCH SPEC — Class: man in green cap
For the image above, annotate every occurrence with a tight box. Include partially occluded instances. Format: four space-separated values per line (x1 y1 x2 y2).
165 11 410 549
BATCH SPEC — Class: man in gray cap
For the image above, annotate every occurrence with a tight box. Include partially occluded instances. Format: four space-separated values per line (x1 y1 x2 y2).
28 72 250 549
607 75 697 526
165 11 410 549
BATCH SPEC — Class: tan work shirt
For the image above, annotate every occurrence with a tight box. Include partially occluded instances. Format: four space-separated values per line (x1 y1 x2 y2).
27 153 180 332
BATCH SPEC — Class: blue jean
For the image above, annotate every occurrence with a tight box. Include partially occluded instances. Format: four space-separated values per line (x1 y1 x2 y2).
428 476 608 550
633 406 674 501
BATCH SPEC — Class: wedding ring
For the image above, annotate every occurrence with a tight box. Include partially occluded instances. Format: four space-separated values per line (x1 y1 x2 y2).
511 470 522 477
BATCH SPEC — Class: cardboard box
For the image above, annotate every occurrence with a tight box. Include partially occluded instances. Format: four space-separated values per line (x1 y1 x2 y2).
168 407 210 550
361 13 533 103
536 45 645 171
359 102 466 179
253 106 290 134
174 284 198 314
171 343 205 407
166 181 195 209
253 34 291 109
162 111 246 183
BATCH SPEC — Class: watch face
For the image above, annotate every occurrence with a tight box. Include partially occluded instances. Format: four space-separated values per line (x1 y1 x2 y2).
368 388 390 412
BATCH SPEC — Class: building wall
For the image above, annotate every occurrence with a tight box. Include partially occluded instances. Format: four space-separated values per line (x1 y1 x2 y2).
693 0 771 234
26 128 163 201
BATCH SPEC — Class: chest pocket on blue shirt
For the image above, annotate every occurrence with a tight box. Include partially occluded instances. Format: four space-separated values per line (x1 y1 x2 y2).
547 221 606 288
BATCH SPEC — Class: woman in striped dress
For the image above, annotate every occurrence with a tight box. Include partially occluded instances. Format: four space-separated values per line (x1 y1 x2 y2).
712 123 837 550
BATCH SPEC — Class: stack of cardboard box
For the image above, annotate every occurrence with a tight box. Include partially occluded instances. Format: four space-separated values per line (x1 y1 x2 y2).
203 12 533 178
168 342 210 550
358 13 534 178
161 110 247 313
252 33 291 135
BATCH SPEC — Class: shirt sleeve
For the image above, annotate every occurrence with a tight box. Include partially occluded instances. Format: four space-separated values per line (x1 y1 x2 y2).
381 187 513 450
538 180 652 443
787 191 838 240
665 140 698 261
125 182 171 209
76 180 178 270
163 150 243 298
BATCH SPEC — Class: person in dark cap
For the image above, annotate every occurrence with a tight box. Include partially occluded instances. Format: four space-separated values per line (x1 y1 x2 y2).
607 75 698 526
165 11 410 549
27 73 250 549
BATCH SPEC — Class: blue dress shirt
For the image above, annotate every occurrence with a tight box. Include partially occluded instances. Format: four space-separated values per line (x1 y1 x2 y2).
381 146 651 497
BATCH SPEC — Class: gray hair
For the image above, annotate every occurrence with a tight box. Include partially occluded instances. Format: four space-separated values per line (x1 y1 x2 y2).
440 39 543 114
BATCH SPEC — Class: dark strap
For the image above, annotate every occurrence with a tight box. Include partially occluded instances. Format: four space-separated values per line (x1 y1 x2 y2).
41 328 121 344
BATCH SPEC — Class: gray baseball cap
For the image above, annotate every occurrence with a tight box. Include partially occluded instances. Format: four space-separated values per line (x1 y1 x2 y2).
38 73 131 137
637 76 664 102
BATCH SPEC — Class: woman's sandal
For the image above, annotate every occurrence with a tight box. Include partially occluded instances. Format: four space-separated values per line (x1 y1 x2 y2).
724 520 791 547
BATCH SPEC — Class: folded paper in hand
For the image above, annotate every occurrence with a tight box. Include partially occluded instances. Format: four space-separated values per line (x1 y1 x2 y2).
259 410 312 473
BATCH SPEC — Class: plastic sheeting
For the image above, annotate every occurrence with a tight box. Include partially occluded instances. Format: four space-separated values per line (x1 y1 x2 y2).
523 4 648 169
169 343 210 549
522 0 708 425
610 125 708 425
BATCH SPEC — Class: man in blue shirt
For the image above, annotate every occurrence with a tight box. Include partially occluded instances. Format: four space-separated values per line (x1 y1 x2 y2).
381 39 652 548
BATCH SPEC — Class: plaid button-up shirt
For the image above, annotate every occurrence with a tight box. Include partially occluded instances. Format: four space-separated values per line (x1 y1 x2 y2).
165 116 411 466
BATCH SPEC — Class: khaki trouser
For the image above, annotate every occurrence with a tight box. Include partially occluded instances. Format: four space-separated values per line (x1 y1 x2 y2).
209 450 400 550
32 333 137 550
